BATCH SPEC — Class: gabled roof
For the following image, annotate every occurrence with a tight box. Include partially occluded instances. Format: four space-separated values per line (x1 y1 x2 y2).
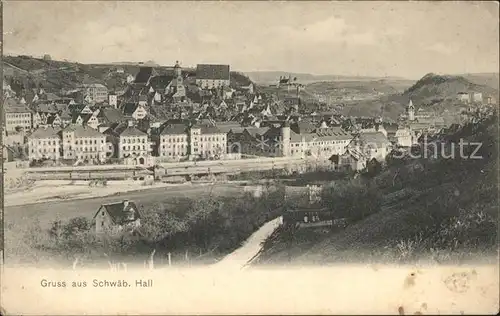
191 123 223 134
314 127 352 141
44 93 61 101
243 127 270 137
291 121 317 134
60 110 72 120
62 124 106 138
196 64 230 80
119 126 147 137
134 67 154 84
35 102 58 113
83 114 98 124
359 132 390 147
149 75 175 92
46 114 61 125
160 124 188 135
122 103 139 116
98 107 125 124
4 98 32 113
343 147 368 161
28 127 61 139
94 200 141 225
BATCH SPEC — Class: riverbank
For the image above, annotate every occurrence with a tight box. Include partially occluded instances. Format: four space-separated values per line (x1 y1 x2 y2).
4 180 216 207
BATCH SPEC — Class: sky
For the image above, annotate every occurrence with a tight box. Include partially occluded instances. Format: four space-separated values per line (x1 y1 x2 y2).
2 1 499 79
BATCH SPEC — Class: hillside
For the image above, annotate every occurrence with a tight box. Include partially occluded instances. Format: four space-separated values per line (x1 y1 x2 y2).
2 55 255 95
257 114 498 265
401 73 498 106
338 73 498 121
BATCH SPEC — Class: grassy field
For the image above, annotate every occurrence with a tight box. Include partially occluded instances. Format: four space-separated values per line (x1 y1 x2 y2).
4 183 242 266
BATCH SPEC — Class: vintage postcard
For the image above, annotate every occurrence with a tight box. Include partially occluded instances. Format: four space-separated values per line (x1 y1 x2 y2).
1 1 499 315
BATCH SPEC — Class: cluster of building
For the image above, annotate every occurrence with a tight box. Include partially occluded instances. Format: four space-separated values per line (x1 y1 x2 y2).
456 91 496 104
6 58 489 172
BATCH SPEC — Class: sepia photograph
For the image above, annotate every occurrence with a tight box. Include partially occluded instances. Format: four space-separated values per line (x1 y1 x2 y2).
0 1 499 314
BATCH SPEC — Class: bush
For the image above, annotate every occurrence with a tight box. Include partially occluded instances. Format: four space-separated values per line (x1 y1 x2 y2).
321 178 382 221
29 189 287 264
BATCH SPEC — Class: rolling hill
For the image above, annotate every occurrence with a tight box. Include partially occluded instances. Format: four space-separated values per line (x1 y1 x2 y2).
2 55 255 95
295 72 498 121
401 73 498 104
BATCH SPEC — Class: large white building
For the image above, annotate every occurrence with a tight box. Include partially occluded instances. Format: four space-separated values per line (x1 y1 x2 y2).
117 121 152 164
157 123 227 160
158 124 189 160
4 99 32 132
61 124 107 162
27 127 61 161
195 64 230 89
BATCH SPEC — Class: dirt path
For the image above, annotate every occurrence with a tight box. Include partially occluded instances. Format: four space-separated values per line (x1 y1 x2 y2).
212 216 283 270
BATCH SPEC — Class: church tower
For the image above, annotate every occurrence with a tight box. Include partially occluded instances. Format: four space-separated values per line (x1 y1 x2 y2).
407 99 415 121
281 121 291 157
174 60 182 79
172 61 186 101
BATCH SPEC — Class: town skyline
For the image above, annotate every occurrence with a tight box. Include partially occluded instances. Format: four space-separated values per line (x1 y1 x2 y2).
3 1 499 80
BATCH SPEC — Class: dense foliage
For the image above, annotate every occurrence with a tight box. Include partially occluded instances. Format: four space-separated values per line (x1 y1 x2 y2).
27 185 289 265
260 113 498 264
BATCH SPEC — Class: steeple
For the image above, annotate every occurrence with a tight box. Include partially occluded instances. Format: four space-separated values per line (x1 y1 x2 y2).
407 99 415 121
174 60 182 78
408 99 414 110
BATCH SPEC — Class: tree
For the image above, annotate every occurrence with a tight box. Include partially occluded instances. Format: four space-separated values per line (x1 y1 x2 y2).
321 179 382 221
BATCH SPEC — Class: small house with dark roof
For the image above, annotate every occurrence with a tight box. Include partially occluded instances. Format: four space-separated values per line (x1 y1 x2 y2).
122 102 148 120
46 113 62 127
83 113 100 130
348 131 391 163
133 67 155 86
93 200 142 234
338 146 368 171
97 107 126 126
195 64 230 89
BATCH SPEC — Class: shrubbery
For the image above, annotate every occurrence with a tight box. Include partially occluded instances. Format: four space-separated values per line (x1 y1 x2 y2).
321 178 382 221
28 185 288 265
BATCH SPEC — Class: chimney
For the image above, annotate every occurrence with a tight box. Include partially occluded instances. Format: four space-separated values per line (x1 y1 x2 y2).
128 120 134 127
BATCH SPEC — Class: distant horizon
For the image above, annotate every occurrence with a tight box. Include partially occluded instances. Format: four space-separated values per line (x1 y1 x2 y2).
3 1 498 80
4 53 499 82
